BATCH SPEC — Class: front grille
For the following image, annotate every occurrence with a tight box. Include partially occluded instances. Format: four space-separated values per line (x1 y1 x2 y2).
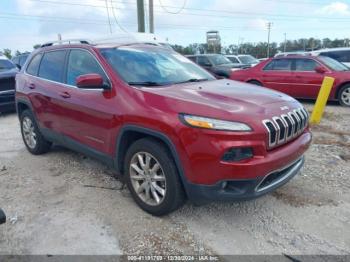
0 77 15 92
262 108 309 149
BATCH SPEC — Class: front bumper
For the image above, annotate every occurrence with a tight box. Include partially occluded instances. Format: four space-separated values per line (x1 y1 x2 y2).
0 90 15 112
186 156 304 204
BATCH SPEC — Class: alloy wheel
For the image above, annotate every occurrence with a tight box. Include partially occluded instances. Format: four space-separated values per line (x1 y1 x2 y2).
341 87 350 106
129 152 166 206
22 116 37 149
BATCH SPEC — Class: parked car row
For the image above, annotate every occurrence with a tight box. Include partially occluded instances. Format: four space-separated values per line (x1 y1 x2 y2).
15 39 311 215
230 55 350 106
12 52 30 69
0 55 18 112
0 53 29 113
186 54 260 78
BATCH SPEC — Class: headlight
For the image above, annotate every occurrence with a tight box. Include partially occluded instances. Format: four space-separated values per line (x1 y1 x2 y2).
180 114 252 132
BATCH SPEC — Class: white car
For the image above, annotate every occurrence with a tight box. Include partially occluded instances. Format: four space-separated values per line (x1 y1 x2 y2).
226 55 260 67
311 47 350 68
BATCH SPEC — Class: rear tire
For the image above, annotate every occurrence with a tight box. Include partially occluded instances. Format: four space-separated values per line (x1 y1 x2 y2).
20 110 52 155
124 138 186 216
248 80 263 86
338 84 350 107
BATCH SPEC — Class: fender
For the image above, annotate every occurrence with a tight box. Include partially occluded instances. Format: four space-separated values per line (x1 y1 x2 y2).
15 97 33 116
114 124 191 195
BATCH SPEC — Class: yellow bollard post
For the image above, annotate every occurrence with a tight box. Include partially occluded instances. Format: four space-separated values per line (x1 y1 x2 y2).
310 76 335 125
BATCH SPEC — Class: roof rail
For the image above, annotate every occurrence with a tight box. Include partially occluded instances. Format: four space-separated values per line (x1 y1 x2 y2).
40 39 91 48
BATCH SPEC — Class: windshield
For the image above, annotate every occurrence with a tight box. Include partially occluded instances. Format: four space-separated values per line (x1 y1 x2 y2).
209 55 232 66
238 55 259 64
100 46 215 86
318 56 349 71
0 59 15 70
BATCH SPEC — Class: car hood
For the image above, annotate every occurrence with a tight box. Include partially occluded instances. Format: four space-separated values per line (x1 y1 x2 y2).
142 79 300 120
0 68 18 78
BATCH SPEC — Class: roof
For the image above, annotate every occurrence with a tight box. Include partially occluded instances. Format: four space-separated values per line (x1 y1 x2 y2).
40 33 170 49
272 54 318 59
186 54 223 57
311 47 350 53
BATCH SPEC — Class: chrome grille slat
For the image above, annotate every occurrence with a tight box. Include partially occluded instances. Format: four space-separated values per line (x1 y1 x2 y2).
263 107 309 149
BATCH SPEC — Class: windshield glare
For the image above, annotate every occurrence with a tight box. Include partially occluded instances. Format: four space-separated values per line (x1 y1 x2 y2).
210 55 232 66
100 46 215 85
318 56 349 71
0 59 15 70
238 55 259 64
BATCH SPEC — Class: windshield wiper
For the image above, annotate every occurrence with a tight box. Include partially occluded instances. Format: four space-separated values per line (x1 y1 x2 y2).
177 78 209 84
128 81 164 86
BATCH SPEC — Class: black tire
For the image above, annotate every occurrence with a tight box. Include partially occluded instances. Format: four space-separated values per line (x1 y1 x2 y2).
20 110 52 155
124 138 186 216
338 84 350 107
248 80 263 86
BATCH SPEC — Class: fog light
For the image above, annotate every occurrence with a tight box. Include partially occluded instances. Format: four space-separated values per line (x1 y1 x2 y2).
222 147 253 162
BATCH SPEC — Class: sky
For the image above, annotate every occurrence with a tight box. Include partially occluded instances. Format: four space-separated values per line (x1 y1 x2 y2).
1 0 350 52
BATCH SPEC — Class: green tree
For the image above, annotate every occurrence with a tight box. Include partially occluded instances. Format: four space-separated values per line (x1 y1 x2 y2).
2 49 12 59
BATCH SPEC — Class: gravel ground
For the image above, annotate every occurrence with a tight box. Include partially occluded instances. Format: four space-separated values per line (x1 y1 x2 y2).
0 102 349 257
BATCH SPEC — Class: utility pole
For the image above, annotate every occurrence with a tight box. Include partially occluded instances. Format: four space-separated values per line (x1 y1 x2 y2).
283 33 287 53
266 22 273 57
58 34 62 43
137 0 145 33
149 0 154 33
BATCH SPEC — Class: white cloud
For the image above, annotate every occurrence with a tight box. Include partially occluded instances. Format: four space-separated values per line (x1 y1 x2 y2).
316 2 350 16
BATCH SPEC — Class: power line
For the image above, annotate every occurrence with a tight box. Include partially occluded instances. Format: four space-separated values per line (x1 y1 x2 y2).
27 0 350 21
158 0 187 14
105 0 113 34
110 0 128 32
0 13 347 32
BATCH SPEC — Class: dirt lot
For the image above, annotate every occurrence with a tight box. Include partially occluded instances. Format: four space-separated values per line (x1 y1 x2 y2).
0 102 349 256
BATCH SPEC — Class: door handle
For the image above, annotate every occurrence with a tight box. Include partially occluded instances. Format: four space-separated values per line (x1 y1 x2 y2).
28 83 36 89
59 91 71 99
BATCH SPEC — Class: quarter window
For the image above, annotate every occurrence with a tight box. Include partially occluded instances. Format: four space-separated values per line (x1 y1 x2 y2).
38 51 66 82
197 56 211 66
295 59 318 71
26 53 43 76
66 49 107 86
264 59 292 71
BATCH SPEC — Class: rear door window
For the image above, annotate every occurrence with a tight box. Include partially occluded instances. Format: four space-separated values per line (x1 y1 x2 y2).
38 50 67 82
66 49 107 86
26 53 43 76
295 59 318 71
264 59 292 71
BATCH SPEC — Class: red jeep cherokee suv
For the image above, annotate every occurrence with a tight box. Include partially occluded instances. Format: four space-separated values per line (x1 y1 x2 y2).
15 40 312 215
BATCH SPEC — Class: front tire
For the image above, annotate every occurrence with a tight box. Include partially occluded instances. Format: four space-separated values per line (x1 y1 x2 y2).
338 85 350 107
124 138 185 216
20 110 52 155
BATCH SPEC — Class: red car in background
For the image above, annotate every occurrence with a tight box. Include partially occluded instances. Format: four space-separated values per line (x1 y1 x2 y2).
230 55 350 106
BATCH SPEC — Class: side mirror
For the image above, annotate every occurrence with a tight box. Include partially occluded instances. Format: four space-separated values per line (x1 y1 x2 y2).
0 209 6 225
315 66 326 74
76 74 110 90
16 64 21 70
